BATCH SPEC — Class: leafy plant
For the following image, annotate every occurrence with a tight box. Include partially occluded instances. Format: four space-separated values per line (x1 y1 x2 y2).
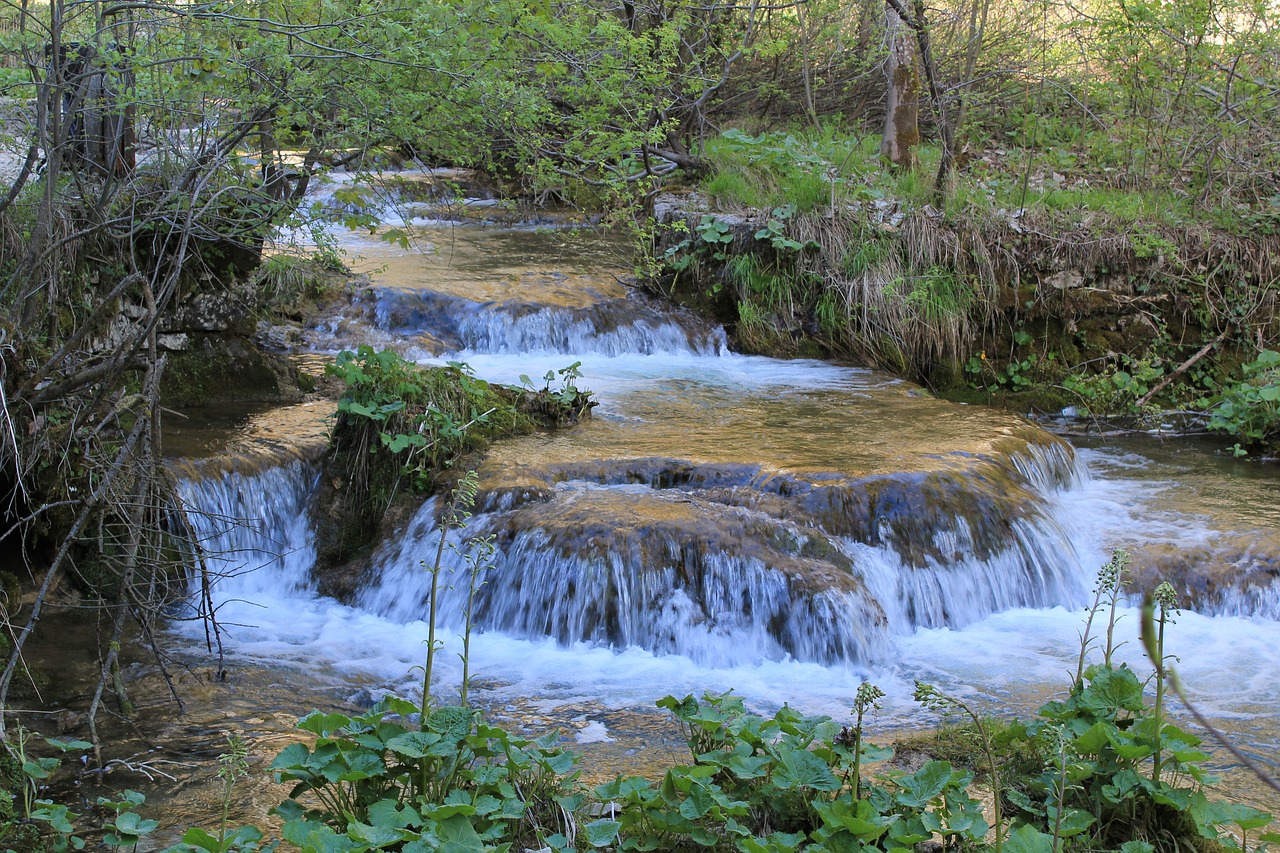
0 730 162 852
1205 350 1280 455
269 698 579 852
753 206 817 254
913 683 1004 853
697 215 736 260
420 470 481 718
999 552 1277 853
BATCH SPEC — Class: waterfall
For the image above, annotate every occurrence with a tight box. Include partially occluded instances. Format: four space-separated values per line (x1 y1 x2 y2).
369 287 727 357
173 457 320 602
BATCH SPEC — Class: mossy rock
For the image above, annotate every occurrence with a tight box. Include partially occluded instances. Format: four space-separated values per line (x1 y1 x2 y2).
160 334 305 407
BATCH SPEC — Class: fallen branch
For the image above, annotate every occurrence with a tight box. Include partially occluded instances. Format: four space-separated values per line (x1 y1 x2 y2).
1135 328 1231 408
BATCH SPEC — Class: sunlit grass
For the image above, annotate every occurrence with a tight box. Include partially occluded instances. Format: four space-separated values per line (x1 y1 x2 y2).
699 123 1232 229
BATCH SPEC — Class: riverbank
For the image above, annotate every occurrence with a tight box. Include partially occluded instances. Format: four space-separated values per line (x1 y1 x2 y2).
644 188 1280 454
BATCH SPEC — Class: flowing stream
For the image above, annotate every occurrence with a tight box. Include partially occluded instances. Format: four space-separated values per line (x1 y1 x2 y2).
161 176 1280 821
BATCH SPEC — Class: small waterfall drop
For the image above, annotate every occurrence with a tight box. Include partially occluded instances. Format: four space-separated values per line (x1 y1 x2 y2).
173 458 320 602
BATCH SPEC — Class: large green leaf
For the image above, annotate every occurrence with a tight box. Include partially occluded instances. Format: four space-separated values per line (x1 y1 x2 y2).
1003 825 1055 853
896 760 954 808
299 711 355 737
774 747 841 792
436 813 486 853
1079 666 1145 719
584 819 622 847
387 730 442 758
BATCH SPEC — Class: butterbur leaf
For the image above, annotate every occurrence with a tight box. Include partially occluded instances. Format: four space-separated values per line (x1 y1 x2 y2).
46 737 94 752
1004 825 1055 853
387 730 442 758
349 820 406 846
1118 843 1155 853
472 794 502 817
690 826 719 847
436 813 485 853
896 760 954 808
32 802 77 834
26 756 60 779
273 799 306 821
1079 665 1145 718
492 797 526 820
773 747 841 791
369 799 418 830
584 819 621 847
1101 768 1144 804
727 753 772 779
113 812 159 835
1214 802 1273 831
271 742 313 773
298 711 353 737
427 706 475 741
1047 805 1094 837
1150 785 1191 809
1073 721 1113 754
1005 788 1041 816
179 827 223 851
539 749 577 775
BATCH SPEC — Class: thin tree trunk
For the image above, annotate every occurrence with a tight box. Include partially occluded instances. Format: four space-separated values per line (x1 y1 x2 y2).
880 5 920 169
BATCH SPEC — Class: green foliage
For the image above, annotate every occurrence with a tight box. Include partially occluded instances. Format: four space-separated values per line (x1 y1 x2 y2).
0 730 155 852
517 361 590 415
1062 357 1165 415
325 347 523 492
703 128 879 214
753 206 818 254
318 348 591 565
14 556 1280 853
268 698 578 852
1204 350 1280 455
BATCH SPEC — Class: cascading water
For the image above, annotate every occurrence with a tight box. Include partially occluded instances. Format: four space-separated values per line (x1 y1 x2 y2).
170 175 1280 788
174 458 319 602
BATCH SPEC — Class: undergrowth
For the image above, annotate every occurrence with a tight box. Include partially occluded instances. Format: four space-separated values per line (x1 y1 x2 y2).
658 124 1280 447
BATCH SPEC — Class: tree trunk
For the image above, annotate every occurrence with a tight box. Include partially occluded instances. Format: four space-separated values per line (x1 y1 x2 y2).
880 6 920 170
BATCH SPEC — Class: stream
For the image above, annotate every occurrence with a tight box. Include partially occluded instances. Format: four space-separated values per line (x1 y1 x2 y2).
142 175 1280 834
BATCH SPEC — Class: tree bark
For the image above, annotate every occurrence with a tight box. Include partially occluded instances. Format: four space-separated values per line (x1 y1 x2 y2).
880 5 920 170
